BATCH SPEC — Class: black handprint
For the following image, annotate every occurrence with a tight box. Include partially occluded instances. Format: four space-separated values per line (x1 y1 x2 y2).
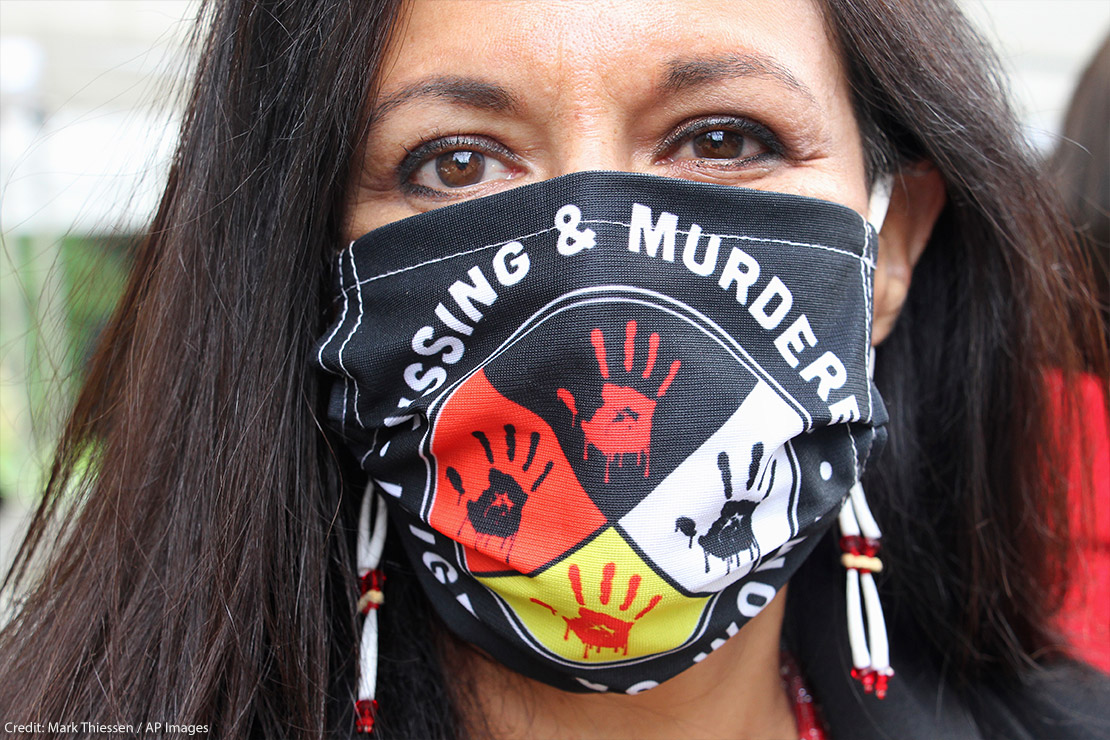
446 425 554 543
674 443 777 573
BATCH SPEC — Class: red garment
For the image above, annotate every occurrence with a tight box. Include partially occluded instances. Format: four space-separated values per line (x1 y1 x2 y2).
1051 371 1110 673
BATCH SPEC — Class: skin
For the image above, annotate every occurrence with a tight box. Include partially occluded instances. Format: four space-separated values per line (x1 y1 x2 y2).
348 1 946 736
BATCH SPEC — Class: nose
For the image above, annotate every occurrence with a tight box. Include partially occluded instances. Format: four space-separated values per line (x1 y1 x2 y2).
546 108 641 177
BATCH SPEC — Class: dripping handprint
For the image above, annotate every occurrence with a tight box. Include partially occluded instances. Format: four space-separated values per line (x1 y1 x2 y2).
445 424 554 549
675 443 777 574
557 320 681 482
530 561 662 659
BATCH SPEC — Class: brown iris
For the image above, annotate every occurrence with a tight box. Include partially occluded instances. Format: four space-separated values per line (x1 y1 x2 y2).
435 150 485 187
691 130 745 159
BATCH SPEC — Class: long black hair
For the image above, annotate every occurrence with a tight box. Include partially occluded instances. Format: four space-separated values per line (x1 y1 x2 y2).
1 1 406 736
1 1 1105 738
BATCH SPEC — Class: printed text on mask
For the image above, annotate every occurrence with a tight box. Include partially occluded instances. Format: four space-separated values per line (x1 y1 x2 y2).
393 202 862 427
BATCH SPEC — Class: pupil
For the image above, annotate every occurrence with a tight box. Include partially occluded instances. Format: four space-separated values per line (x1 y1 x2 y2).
436 150 485 187
693 130 742 159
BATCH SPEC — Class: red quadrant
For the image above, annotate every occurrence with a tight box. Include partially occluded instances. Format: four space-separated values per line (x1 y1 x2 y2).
430 370 607 575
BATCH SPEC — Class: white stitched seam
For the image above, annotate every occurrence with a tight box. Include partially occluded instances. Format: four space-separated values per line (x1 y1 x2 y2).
318 251 352 428
337 250 365 428
348 222 563 291
351 256 366 428
587 218 875 268
862 226 874 419
341 218 874 296
847 424 861 485
317 250 350 367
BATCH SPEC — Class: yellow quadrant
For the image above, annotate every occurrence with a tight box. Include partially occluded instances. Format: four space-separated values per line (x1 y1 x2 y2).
477 528 708 663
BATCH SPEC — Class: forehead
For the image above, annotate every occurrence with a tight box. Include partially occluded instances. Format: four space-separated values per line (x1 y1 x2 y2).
381 0 845 113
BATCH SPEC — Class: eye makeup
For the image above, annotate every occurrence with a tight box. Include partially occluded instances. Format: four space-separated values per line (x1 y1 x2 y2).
397 133 522 199
657 115 786 167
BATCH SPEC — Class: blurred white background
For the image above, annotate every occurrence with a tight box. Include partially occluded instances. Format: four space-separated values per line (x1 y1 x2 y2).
961 0 1110 151
1 0 194 234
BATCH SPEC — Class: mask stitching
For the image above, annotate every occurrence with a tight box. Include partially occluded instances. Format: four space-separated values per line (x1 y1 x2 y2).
340 219 875 297
317 249 350 366
338 249 366 428
861 229 874 420
317 250 353 427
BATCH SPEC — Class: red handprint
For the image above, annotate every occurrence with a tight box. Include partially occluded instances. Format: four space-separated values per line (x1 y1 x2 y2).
557 321 680 482
531 561 662 659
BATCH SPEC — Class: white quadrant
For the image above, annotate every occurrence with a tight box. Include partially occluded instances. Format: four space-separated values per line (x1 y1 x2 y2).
620 381 804 595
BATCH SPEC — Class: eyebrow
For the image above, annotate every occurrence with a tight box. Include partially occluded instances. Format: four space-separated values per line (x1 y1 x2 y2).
661 53 816 102
370 76 519 119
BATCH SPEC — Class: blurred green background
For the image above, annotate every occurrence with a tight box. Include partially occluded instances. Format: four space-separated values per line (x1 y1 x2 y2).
1 234 132 504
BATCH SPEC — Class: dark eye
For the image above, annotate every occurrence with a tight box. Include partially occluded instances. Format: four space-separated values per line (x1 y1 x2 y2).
405 137 518 192
691 130 748 159
434 151 485 187
665 117 782 167
677 128 769 163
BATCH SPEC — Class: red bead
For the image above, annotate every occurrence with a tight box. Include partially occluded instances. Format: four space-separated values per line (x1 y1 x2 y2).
851 666 877 693
781 652 829 740
850 667 892 699
355 699 378 734
360 569 385 596
839 535 863 555
860 538 881 557
875 671 893 700
358 570 386 614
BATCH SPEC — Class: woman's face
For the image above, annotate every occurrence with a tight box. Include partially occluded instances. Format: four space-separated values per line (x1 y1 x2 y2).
346 0 870 238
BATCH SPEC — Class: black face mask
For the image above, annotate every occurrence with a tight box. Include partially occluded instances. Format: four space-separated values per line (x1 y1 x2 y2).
316 171 887 694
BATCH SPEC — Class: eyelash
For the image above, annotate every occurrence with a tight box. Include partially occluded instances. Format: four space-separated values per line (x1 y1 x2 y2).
397 132 518 197
395 115 785 195
658 115 785 165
